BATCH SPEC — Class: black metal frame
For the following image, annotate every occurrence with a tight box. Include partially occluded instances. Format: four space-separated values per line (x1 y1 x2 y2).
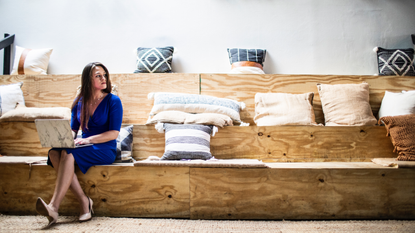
0 33 15 75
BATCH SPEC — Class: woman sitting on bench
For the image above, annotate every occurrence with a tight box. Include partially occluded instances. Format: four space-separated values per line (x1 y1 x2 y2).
35 62 123 227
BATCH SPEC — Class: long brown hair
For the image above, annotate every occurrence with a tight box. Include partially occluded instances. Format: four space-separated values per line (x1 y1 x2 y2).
71 62 112 131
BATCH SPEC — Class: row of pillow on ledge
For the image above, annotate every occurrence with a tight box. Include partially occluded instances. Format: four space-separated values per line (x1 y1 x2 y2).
9 45 415 76
1 82 414 162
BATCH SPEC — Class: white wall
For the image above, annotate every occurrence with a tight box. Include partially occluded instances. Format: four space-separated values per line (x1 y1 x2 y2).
1 0 414 75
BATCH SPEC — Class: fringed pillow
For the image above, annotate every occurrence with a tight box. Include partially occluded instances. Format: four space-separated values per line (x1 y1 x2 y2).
156 123 218 160
379 114 415 161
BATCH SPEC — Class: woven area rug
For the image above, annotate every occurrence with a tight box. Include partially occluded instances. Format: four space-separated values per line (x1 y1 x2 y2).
1 215 414 233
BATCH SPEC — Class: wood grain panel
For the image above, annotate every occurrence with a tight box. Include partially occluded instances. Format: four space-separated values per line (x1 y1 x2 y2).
200 74 415 125
0 164 190 218
133 125 395 162
189 167 415 220
112 73 199 124
0 122 47 156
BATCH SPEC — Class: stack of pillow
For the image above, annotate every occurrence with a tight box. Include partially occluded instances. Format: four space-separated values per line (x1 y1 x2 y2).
146 92 246 160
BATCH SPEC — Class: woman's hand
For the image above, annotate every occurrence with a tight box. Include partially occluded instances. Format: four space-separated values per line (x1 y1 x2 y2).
74 137 92 145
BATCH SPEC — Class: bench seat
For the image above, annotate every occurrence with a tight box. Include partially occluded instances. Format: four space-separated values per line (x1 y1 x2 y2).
1 158 414 219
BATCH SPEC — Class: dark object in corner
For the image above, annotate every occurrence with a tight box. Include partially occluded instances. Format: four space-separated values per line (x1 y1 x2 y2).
0 33 15 75
412 34 415 45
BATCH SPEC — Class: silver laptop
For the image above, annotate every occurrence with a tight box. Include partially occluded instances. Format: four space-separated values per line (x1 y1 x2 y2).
35 119 92 148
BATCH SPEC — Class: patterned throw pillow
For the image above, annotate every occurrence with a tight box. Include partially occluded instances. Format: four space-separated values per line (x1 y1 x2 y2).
0 82 25 116
159 123 215 160
134 47 174 73
227 48 266 66
375 47 415 76
115 125 134 162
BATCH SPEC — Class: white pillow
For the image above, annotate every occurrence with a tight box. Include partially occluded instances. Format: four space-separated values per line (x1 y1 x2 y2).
378 91 415 119
11 46 53 75
0 82 25 116
229 67 265 74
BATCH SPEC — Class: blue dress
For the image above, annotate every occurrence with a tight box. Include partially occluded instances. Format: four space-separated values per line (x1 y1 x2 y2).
48 93 123 174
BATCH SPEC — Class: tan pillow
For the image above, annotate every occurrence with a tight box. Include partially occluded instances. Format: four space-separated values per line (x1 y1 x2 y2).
379 114 415 161
254 92 317 126
0 105 71 122
146 111 233 128
184 113 233 127
318 83 377 126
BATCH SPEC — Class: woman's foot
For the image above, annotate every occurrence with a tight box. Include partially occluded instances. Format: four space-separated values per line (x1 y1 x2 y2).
36 197 58 228
79 196 94 222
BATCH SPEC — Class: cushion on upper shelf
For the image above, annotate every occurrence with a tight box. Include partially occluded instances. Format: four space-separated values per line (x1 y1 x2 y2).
146 111 233 128
0 105 71 122
0 82 25 117
158 123 216 160
378 90 415 119
379 114 415 161
374 47 415 76
134 46 174 73
254 92 318 126
317 83 377 126
148 92 245 123
11 46 53 75
227 48 266 66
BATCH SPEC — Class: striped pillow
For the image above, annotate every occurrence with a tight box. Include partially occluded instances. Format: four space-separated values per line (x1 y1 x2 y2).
148 92 245 123
161 123 214 160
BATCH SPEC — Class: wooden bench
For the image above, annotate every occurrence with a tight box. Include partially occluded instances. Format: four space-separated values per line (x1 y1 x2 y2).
1 73 414 219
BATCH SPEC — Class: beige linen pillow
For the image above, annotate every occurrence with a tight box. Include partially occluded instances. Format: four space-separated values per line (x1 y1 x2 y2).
0 105 71 122
254 92 317 126
317 83 377 126
146 111 233 128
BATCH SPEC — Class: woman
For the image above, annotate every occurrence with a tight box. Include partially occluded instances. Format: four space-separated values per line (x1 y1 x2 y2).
36 62 123 227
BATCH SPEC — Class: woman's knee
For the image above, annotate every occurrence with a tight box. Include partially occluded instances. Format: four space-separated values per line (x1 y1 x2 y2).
49 150 61 165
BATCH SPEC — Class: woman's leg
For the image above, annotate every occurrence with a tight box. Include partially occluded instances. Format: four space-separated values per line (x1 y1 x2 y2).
48 150 89 214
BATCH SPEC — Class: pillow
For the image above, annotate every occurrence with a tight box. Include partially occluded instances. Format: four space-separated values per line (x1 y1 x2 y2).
317 83 377 126
0 82 25 116
227 48 266 67
0 105 71 122
148 92 245 123
378 91 415 119
115 125 134 162
379 114 415 161
229 67 265 74
11 46 53 75
134 47 174 73
146 110 233 127
75 84 118 97
254 92 317 126
374 47 415 76
157 123 216 160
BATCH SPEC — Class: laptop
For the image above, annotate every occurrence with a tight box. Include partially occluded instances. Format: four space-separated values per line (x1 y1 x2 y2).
35 119 93 148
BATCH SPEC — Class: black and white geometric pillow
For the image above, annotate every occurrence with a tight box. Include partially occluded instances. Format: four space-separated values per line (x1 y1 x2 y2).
134 47 174 73
160 123 214 160
227 48 266 66
116 125 134 162
375 47 415 76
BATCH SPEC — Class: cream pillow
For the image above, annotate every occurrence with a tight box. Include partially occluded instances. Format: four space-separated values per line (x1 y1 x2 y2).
0 82 25 116
11 46 53 75
0 105 71 122
318 83 377 126
254 92 317 126
378 91 415 119
146 111 233 128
